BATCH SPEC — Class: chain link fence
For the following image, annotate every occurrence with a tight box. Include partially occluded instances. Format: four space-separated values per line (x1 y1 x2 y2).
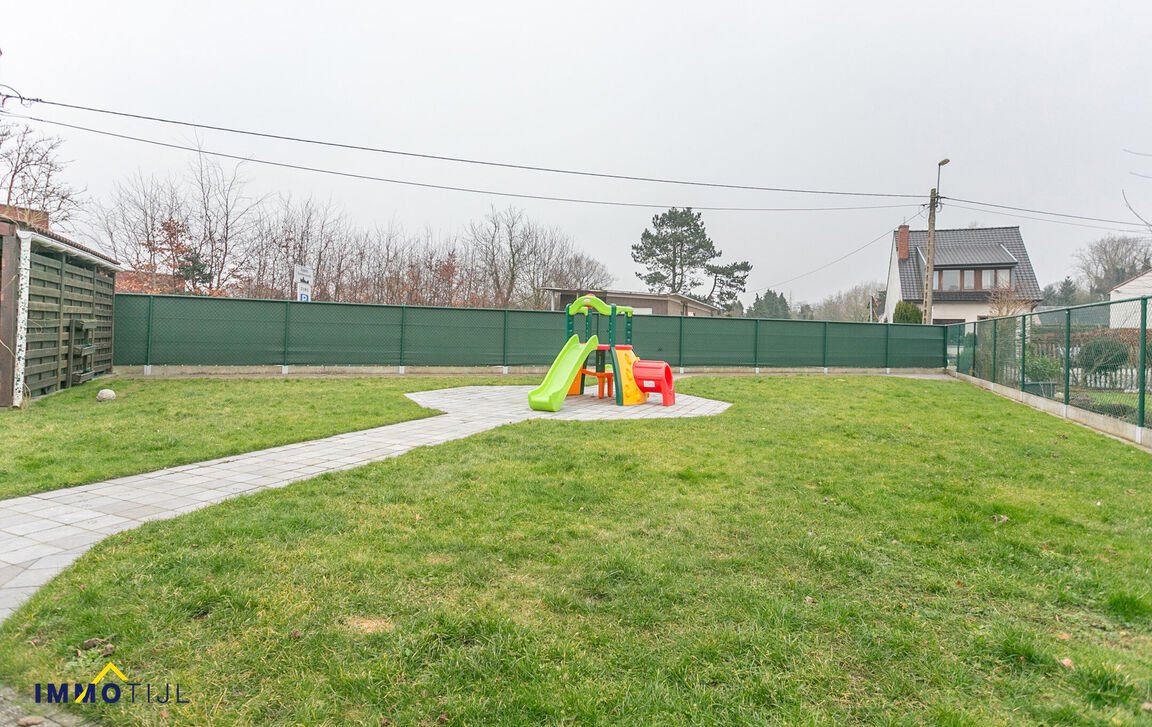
114 293 946 370
947 296 1150 429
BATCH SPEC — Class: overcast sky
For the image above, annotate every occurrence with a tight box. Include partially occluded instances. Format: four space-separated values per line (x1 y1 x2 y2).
3 1 1151 304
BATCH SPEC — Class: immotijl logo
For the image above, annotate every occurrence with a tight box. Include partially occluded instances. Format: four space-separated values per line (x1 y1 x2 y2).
34 662 189 706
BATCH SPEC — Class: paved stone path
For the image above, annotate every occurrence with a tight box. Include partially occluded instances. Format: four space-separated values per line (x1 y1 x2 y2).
0 385 727 726
0 684 100 727
0 386 729 623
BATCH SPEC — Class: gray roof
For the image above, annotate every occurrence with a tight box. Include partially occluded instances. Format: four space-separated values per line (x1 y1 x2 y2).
895 226 1042 302
931 243 1016 267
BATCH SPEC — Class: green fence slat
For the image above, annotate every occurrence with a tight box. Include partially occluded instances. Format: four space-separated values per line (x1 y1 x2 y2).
403 306 504 366
506 309 567 365
112 294 150 366
149 296 286 365
288 302 403 365
826 322 886 367
111 295 948 369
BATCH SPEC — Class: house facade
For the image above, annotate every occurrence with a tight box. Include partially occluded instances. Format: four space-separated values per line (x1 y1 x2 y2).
542 288 720 316
883 225 1042 324
1108 268 1152 302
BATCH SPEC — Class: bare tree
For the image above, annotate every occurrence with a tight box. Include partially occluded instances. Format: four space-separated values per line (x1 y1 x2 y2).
232 196 348 300
518 224 612 309
986 283 1033 317
550 249 613 295
95 172 188 291
467 206 531 307
0 122 83 228
190 154 261 293
465 208 614 309
1122 189 1152 236
93 162 612 308
1074 235 1152 298
811 280 884 321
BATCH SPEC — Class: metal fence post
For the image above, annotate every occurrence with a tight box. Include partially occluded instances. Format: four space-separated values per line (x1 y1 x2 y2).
822 321 829 372
753 318 760 371
1139 297 1147 429
282 300 291 370
991 320 998 384
1064 308 1071 404
399 305 406 371
1019 314 1026 391
970 322 977 376
677 315 685 371
144 294 154 372
884 323 892 370
502 308 509 371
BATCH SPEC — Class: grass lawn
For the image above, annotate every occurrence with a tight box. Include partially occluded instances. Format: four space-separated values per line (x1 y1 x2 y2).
1 376 1150 725
0 376 534 500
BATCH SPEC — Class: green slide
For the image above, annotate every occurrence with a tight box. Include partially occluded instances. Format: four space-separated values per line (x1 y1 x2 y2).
527 334 599 412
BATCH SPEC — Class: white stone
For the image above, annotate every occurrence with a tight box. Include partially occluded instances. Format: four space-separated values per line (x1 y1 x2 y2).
96 388 116 402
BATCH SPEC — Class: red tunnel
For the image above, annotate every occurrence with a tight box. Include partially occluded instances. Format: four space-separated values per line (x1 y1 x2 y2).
631 360 676 406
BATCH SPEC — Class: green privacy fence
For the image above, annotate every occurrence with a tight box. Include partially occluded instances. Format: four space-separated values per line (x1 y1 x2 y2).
946 296 1149 429
113 293 946 370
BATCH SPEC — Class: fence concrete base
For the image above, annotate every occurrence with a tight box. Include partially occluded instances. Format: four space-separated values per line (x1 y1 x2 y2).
114 365 947 379
949 371 1150 451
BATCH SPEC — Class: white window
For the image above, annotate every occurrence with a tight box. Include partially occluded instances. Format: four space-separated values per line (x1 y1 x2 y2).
941 270 961 291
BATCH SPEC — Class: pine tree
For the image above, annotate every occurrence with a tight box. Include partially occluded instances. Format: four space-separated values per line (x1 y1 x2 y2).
632 208 717 294
631 207 752 305
746 290 791 319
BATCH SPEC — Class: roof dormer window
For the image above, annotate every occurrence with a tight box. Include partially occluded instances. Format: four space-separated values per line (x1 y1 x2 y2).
933 268 1013 291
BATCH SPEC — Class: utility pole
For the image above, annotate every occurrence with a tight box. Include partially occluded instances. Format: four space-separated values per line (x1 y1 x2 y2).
921 158 949 324
922 187 938 323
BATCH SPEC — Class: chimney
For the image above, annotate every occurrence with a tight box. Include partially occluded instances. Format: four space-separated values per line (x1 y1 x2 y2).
897 225 909 260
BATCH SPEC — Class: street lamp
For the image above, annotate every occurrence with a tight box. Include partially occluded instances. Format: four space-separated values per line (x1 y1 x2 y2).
936 158 950 208
922 158 950 324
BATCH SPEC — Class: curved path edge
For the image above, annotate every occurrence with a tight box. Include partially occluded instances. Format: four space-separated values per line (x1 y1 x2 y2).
0 386 730 622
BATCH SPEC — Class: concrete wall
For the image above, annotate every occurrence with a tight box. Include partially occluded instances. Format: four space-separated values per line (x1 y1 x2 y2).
928 301 994 323
883 243 901 322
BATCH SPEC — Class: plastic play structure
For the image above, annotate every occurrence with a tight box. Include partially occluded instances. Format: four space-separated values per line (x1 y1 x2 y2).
527 295 676 412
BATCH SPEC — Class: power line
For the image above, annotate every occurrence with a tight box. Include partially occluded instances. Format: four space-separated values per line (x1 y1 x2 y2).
941 195 1145 227
945 202 1152 234
753 208 927 292
0 92 927 200
4 92 1147 231
0 110 925 214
